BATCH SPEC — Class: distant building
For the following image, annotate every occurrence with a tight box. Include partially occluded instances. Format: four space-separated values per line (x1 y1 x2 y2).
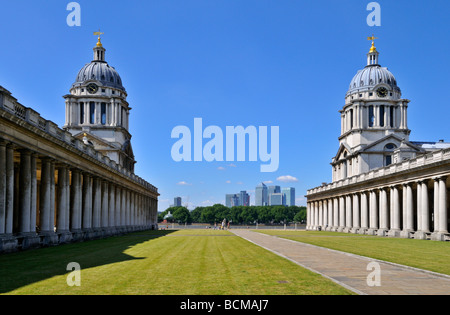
225 194 235 208
174 197 182 207
226 191 250 207
255 183 268 206
282 187 295 206
240 191 250 206
268 186 281 206
269 193 284 206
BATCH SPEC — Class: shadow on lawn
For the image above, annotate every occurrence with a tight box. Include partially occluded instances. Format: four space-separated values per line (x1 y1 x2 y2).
0 230 176 294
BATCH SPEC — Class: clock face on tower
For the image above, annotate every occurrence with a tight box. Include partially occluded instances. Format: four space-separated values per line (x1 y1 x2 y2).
376 87 388 98
87 83 99 94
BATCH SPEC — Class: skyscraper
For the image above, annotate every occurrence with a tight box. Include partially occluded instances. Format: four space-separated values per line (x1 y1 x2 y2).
282 187 295 206
174 197 182 207
226 191 249 207
268 186 281 206
269 193 284 206
255 183 268 206
240 191 250 206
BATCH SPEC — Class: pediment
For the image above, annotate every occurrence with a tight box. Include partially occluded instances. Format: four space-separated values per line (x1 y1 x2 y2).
361 134 421 153
73 132 117 150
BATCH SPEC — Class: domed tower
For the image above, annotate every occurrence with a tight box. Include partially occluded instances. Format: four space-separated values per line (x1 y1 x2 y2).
63 33 135 173
331 36 420 182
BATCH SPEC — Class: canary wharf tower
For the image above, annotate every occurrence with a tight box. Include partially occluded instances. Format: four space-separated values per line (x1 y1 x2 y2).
63 33 135 173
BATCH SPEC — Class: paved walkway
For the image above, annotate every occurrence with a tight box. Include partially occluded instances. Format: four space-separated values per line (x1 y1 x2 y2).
232 229 450 295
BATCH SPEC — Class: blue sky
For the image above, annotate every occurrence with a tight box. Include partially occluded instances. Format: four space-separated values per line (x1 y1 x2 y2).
1 0 449 210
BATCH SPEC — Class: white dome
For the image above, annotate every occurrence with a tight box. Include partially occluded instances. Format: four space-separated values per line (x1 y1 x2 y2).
347 64 400 96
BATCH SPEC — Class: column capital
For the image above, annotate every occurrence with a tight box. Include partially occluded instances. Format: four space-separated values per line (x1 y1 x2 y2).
70 167 82 173
56 162 70 169
434 175 448 182
18 148 33 155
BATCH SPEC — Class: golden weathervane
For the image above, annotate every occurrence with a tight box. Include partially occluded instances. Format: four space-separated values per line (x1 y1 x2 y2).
94 30 104 47
367 34 378 53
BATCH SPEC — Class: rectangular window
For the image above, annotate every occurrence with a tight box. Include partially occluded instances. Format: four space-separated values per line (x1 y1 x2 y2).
350 109 354 129
90 102 95 124
369 106 374 127
380 105 385 127
101 102 106 125
79 102 84 124
390 107 394 128
385 155 392 166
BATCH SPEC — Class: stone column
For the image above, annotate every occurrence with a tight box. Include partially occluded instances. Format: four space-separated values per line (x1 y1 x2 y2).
39 158 58 246
416 182 422 233
352 193 360 233
401 183 414 238
317 201 322 228
327 199 333 231
30 153 38 234
82 173 93 237
115 186 121 231
433 178 440 234
323 199 328 229
101 180 109 235
388 185 401 237
5 144 14 236
378 188 389 236
333 198 339 231
0 141 6 235
57 165 72 243
19 150 32 235
121 188 126 231
415 180 430 240
368 190 378 235
438 177 448 234
0 141 18 252
18 150 40 249
92 176 102 236
338 196 345 232
70 169 83 241
345 195 352 232
360 192 368 234
109 183 116 234
306 203 311 230
432 177 448 241
314 201 319 230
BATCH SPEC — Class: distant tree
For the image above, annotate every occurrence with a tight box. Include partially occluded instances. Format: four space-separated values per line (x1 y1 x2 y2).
172 206 192 224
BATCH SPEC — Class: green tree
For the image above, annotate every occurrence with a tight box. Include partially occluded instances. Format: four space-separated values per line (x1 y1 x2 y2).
173 207 192 224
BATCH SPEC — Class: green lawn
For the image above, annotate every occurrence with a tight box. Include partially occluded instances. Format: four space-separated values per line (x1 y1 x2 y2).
256 230 450 275
0 229 353 295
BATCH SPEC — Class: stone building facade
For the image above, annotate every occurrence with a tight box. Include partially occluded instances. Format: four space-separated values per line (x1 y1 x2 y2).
0 37 159 253
306 39 450 241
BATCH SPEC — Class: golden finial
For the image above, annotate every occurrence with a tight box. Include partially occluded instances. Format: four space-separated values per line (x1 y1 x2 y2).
367 35 378 53
94 30 104 47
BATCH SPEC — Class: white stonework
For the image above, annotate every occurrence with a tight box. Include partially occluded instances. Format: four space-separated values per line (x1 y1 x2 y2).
0 37 159 253
307 40 450 241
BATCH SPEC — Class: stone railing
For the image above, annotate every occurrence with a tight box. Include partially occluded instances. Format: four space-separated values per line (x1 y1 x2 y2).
0 86 158 194
307 148 450 196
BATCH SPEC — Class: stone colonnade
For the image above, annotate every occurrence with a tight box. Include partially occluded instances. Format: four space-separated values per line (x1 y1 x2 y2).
0 140 158 253
307 177 449 241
